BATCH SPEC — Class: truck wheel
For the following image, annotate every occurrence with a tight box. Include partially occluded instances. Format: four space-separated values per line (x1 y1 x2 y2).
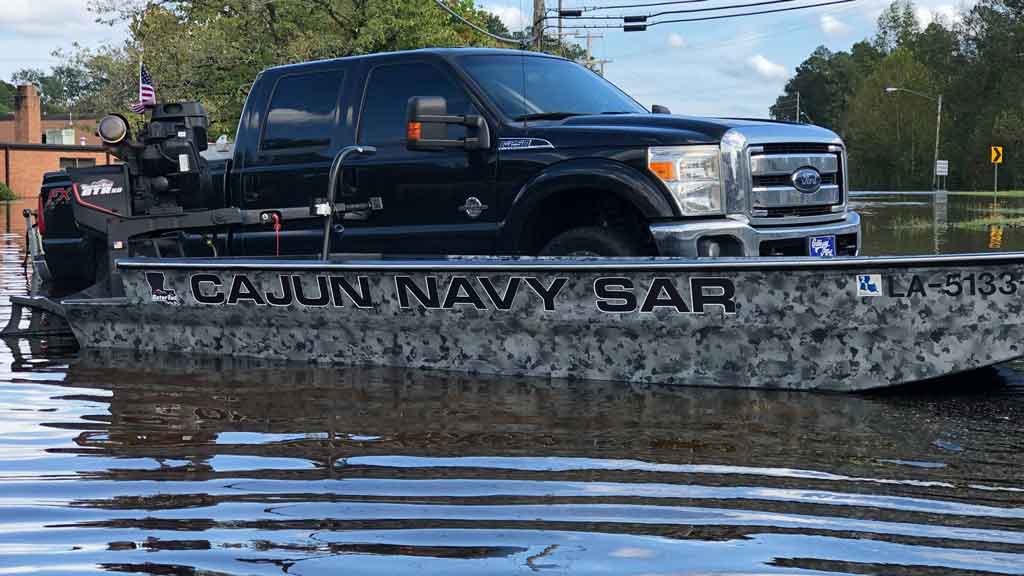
539 226 646 257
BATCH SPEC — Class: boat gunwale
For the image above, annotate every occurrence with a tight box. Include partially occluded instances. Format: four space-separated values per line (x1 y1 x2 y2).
114 252 1024 273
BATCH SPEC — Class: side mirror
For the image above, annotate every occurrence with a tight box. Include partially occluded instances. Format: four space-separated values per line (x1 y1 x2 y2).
406 96 491 152
652 104 671 114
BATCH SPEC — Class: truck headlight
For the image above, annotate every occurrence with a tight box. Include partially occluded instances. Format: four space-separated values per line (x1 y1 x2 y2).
647 145 724 215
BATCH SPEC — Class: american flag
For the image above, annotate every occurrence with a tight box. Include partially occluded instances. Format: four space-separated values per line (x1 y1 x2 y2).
130 63 156 113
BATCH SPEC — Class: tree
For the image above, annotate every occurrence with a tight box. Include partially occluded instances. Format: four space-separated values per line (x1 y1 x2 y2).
874 0 920 53
10 55 98 114
0 81 14 116
846 48 937 190
769 42 882 132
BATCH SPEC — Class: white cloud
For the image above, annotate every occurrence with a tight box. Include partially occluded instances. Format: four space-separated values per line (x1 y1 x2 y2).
746 54 788 81
0 0 102 36
480 3 529 32
667 33 687 48
915 4 962 28
820 14 850 36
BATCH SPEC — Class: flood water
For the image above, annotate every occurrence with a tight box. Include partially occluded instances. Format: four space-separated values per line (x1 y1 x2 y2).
1 194 1023 575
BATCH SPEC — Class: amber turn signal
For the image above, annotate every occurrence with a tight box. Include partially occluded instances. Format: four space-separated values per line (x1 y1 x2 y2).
648 160 675 181
406 122 422 141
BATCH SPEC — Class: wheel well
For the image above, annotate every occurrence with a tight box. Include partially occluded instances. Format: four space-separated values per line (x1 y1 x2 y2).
518 189 653 255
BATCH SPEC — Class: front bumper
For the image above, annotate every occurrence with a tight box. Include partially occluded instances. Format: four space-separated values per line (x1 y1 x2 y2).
650 212 860 257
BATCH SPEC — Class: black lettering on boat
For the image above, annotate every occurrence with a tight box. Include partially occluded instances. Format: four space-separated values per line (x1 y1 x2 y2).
594 277 637 313
478 277 521 311
524 277 567 311
691 277 736 314
887 276 906 298
227 274 266 305
293 275 330 306
396 276 440 309
640 278 690 313
442 276 487 310
330 276 374 308
906 275 926 298
265 274 294 306
190 273 224 305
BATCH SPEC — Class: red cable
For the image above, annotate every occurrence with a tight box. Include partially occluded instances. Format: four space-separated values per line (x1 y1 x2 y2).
271 213 282 256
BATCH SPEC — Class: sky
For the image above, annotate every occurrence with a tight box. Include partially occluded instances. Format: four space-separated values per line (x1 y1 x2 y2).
0 0 969 120
481 0 970 117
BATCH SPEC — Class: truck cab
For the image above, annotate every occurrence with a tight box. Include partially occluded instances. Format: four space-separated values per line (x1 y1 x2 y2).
38 48 859 292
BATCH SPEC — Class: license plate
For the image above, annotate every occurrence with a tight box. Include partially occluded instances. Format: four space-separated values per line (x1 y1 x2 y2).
809 235 836 257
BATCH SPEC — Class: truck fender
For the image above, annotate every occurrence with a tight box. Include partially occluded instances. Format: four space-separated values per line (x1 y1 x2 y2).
499 158 677 252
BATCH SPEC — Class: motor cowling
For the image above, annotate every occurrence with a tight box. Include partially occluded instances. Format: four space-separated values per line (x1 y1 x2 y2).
96 101 215 215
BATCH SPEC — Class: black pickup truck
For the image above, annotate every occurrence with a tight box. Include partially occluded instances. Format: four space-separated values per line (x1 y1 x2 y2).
38 48 859 292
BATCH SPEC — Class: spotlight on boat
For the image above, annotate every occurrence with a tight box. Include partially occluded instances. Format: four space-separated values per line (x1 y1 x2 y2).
97 114 130 145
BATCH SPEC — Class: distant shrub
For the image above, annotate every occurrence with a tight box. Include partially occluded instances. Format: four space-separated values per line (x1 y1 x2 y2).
0 182 15 201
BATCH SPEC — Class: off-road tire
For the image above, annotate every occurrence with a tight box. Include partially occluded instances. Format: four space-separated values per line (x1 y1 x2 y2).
539 226 646 257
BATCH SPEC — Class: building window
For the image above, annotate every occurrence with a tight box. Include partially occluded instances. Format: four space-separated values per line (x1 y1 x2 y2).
59 158 96 169
45 129 76 145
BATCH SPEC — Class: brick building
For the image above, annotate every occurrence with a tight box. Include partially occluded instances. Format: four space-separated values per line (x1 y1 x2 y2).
0 85 112 199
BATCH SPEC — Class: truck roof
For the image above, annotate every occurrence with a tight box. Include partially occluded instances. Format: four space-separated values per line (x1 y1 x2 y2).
264 47 565 74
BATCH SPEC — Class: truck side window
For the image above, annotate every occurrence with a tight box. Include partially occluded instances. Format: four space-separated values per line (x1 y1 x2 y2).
358 63 472 145
262 70 344 151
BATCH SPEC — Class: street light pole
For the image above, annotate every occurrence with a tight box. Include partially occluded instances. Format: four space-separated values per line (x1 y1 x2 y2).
885 87 943 190
933 94 942 190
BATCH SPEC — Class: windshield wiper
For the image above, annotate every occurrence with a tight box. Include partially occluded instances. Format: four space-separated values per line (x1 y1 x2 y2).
512 112 585 121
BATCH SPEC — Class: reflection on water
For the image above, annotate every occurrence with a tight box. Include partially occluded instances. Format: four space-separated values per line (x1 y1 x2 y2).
2 350 1023 575
0 197 1022 574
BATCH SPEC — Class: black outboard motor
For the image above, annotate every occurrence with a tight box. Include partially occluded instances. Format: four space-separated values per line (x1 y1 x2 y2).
82 101 215 217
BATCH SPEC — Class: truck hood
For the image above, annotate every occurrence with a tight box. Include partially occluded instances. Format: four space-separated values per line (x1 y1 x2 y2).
524 114 843 148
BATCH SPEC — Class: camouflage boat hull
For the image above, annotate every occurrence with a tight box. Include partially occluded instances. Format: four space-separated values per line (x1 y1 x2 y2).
60 254 1024 391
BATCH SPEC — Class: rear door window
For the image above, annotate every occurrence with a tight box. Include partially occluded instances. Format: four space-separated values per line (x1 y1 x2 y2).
358 62 474 145
262 70 345 151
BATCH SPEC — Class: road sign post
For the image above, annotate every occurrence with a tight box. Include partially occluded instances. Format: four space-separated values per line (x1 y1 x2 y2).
992 146 1003 195
936 160 949 191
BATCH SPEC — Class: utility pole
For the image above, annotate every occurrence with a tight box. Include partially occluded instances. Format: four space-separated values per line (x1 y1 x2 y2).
575 32 608 72
557 0 562 40
533 0 545 50
796 91 800 123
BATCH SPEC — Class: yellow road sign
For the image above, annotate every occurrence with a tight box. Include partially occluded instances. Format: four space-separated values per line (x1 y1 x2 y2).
992 146 1004 164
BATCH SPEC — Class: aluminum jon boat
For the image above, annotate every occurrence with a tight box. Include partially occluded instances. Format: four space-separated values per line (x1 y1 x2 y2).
57 252 1024 392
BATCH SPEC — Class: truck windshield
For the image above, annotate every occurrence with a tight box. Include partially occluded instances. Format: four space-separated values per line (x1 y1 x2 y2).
457 55 647 121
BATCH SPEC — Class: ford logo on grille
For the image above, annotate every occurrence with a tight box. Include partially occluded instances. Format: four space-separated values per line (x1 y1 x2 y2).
791 167 822 193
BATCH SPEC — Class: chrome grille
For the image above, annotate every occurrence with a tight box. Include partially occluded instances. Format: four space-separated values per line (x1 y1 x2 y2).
748 144 844 220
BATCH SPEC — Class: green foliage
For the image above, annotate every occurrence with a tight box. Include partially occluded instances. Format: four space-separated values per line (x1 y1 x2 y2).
846 48 936 190
774 0 1024 191
0 182 16 202
769 42 882 129
874 0 920 53
0 81 14 116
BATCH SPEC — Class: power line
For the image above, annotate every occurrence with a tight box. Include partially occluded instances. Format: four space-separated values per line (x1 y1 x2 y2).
612 0 864 58
431 0 535 45
575 0 709 10
563 0 811 19
557 0 856 29
653 0 855 25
